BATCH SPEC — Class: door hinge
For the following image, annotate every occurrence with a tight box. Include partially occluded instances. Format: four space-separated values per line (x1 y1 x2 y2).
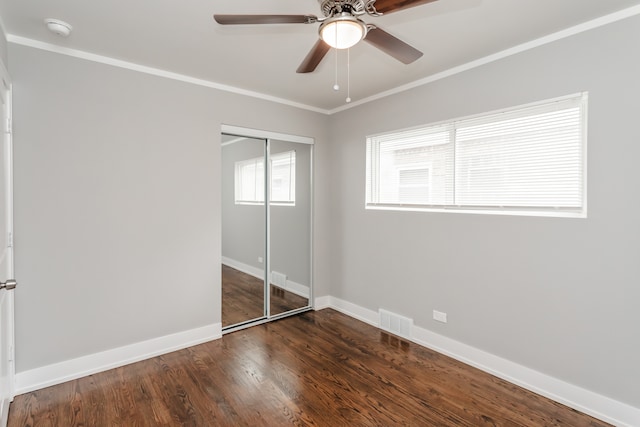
7 232 12 248
5 117 12 134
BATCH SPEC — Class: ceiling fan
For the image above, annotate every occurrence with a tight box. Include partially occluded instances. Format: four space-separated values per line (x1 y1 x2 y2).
214 0 437 73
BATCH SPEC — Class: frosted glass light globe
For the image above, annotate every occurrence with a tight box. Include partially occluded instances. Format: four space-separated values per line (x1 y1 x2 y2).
320 17 367 49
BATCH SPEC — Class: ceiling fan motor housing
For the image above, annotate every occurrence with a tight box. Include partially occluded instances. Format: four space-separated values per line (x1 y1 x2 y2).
319 0 369 17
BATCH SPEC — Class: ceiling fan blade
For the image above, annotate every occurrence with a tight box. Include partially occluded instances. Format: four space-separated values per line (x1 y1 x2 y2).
364 27 423 64
372 0 437 14
296 40 331 73
214 14 317 25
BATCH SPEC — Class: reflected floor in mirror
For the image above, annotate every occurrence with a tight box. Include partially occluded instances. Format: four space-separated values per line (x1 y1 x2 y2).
222 264 308 328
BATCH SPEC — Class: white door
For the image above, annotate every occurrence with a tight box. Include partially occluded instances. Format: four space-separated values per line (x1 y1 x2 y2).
0 62 15 426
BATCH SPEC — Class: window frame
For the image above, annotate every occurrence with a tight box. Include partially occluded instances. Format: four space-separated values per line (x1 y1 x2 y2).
365 93 588 218
235 150 296 206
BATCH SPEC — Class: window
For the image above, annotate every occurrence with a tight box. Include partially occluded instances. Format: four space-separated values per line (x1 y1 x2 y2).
270 151 296 204
235 157 265 204
235 150 296 205
366 93 587 217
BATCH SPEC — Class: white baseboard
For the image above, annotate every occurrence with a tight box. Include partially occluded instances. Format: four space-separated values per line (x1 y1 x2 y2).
222 256 310 298
323 296 378 327
313 295 331 310
0 397 9 427
222 256 263 280
284 279 309 299
15 322 222 395
323 296 640 427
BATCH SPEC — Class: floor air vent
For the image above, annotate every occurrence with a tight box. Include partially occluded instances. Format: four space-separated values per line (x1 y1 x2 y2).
271 271 287 288
379 309 413 339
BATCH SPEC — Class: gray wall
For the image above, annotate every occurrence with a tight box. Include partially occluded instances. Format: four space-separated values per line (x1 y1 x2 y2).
221 138 312 287
325 14 640 408
0 21 7 68
9 43 330 372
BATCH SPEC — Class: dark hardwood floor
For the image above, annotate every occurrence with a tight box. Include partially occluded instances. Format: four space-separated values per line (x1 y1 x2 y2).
9 309 609 426
222 264 308 327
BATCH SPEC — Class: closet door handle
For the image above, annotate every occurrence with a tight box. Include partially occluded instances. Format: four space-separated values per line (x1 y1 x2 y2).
0 279 16 290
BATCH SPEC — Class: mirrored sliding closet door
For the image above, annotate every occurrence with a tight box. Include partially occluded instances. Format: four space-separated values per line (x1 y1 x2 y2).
269 139 311 317
221 128 313 332
221 135 268 328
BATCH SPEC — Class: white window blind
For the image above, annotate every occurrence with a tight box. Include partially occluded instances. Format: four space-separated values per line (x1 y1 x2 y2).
235 157 264 204
235 150 296 205
270 150 296 204
366 93 587 217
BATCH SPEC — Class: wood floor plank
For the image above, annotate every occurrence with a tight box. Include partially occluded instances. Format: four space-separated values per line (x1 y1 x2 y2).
8 309 611 427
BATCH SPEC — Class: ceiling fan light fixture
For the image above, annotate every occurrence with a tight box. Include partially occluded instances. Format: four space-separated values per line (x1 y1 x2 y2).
319 15 367 49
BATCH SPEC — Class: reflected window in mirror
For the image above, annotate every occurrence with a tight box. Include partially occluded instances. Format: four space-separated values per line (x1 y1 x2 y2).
234 150 296 206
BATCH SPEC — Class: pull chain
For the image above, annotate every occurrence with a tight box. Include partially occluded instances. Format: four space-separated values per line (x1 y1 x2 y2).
333 48 339 90
333 24 339 91
346 48 352 103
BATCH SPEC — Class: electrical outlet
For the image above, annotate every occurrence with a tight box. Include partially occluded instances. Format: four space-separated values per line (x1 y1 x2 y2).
258 256 263 263
433 310 447 323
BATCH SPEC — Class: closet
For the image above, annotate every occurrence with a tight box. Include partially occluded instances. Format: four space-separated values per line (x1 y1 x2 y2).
220 126 313 331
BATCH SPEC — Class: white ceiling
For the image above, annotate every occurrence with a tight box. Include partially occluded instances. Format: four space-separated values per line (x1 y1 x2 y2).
1 0 640 112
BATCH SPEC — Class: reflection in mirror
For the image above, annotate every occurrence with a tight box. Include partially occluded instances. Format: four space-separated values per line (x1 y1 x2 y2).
269 139 311 316
221 135 267 328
